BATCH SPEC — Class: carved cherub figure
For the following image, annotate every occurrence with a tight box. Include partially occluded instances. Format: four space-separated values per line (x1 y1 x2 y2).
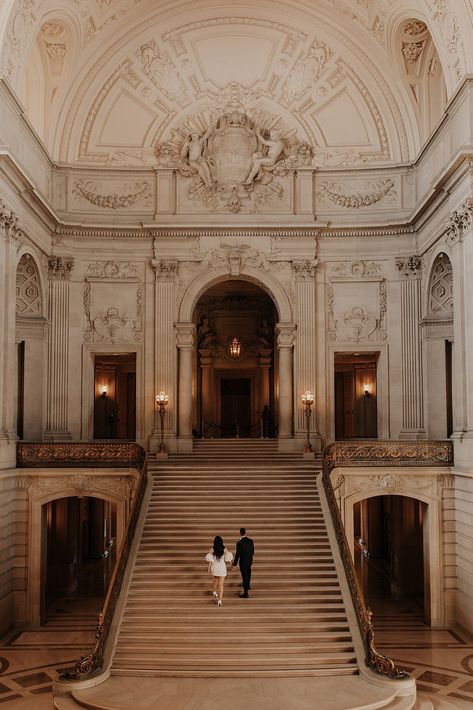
180 122 214 187
244 127 285 185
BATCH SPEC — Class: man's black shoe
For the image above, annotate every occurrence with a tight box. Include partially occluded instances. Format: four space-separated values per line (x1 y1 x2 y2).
239 592 249 598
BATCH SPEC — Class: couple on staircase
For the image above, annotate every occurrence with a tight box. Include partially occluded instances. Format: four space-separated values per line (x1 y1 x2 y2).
205 528 254 607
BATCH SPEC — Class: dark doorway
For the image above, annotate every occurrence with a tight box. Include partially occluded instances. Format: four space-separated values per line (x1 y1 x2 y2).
354 496 426 615
41 496 116 624
445 340 453 438
220 378 251 437
94 354 136 439
17 340 25 439
335 353 378 439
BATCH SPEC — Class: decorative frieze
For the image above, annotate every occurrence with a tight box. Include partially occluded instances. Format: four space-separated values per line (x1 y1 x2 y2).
330 261 382 278
318 178 395 209
85 261 140 280
73 180 152 210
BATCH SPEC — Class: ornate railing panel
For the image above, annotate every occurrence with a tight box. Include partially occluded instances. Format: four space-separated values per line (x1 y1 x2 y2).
322 439 453 679
17 441 145 469
16 441 148 680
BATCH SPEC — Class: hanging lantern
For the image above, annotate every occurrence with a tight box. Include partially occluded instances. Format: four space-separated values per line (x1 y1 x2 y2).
228 337 242 358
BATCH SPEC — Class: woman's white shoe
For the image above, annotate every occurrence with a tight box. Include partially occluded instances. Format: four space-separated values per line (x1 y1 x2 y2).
217 599 222 607
213 591 218 598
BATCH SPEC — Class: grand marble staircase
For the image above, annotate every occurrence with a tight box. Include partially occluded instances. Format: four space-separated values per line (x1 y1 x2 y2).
56 440 418 709
113 439 357 677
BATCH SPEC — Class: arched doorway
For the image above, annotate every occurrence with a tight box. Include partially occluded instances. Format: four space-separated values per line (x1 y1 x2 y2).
194 280 277 438
354 495 427 619
41 496 117 624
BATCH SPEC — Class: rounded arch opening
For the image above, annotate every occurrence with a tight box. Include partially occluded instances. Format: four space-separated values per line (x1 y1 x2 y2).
193 278 279 439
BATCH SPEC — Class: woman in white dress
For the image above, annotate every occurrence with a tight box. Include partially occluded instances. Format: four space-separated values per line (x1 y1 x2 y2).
205 535 233 607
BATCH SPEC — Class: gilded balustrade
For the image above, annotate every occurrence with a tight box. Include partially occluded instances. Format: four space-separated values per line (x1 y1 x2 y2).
322 439 453 679
16 441 148 679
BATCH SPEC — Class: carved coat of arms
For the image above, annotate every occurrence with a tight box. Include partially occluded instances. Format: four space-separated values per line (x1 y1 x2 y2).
156 96 313 213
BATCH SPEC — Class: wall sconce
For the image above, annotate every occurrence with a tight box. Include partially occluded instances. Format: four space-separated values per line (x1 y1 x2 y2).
363 384 371 398
301 390 315 453
155 390 169 453
228 336 242 358
101 385 108 398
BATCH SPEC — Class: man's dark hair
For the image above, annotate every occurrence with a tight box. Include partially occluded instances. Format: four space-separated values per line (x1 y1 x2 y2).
240 527 246 536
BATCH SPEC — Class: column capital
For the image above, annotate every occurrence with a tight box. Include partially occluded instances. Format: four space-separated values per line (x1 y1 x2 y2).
0 198 22 245
396 255 422 280
446 197 473 246
292 259 319 281
151 258 178 282
48 256 74 281
175 322 195 348
276 322 296 349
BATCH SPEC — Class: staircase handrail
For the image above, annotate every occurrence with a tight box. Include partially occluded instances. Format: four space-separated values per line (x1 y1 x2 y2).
321 439 453 679
16 442 148 680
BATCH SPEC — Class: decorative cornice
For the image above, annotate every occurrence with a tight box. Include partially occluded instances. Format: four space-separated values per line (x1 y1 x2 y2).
52 224 418 241
396 255 422 279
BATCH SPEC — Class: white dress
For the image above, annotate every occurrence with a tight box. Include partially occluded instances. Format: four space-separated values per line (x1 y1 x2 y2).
205 549 233 577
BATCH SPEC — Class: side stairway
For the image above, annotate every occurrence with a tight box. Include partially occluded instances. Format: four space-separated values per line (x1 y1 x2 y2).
56 440 417 710
112 439 357 677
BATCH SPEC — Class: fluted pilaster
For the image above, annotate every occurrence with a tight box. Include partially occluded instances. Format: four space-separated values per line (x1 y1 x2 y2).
0 201 22 466
396 256 426 439
293 260 319 447
44 257 73 440
150 260 178 450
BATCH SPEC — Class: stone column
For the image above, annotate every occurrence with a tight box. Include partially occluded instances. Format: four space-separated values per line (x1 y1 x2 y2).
293 260 321 451
199 349 214 437
44 257 73 441
446 198 473 468
150 260 178 452
396 256 426 440
276 322 296 449
176 322 195 452
0 202 22 468
258 348 272 411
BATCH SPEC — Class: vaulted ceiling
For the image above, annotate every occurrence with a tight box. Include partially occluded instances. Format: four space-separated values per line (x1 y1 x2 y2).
0 0 472 165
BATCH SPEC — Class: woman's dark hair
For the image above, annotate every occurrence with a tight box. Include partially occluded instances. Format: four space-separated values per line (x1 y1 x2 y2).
213 535 224 560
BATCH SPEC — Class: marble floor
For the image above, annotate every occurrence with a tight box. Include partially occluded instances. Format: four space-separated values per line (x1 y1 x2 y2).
0 552 472 708
356 547 473 707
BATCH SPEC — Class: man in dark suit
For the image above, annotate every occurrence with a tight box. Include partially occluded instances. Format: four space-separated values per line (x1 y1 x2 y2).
233 527 254 598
